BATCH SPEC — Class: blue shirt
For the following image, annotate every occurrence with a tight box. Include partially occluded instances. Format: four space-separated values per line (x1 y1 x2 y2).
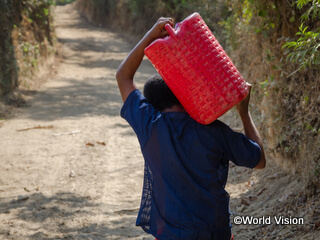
121 90 261 240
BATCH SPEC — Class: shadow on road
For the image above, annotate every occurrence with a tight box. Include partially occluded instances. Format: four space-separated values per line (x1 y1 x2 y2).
21 76 122 121
0 191 140 239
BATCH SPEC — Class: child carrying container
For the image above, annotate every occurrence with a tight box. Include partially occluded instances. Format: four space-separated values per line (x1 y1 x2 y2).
116 16 266 240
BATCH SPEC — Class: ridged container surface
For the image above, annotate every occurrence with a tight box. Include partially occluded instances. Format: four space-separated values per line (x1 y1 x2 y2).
144 12 249 125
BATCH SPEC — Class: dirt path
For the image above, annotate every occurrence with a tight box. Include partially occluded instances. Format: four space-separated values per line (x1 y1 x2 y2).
0 4 156 240
0 3 319 240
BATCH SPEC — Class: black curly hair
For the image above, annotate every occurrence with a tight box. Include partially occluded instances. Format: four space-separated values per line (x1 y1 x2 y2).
143 73 181 111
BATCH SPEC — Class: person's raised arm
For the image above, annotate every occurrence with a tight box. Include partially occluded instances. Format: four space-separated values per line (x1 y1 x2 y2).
236 85 266 169
116 17 174 103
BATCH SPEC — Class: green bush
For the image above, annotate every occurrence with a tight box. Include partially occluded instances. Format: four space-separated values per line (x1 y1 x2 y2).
283 0 320 71
0 0 55 94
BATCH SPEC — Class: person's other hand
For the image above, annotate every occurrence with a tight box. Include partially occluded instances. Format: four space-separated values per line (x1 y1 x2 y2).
236 83 252 115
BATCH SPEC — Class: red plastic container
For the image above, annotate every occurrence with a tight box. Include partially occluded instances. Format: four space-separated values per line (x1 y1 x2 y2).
144 12 249 125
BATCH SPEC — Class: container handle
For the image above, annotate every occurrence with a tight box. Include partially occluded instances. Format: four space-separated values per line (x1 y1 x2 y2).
165 24 177 40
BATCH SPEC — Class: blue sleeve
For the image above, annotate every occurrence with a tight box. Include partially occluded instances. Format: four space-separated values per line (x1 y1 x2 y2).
120 89 160 147
220 122 261 168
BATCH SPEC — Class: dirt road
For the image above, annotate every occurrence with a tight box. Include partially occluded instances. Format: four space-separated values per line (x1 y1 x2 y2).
0 4 156 240
0 3 319 240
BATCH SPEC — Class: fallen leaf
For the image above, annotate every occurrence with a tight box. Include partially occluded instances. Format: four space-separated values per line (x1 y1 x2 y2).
247 180 255 187
17 125 54 132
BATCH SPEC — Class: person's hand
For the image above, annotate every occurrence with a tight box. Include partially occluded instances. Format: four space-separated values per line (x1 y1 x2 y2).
116 17 174 103
236 83 252 115
235 83 266 169
146 17 174 42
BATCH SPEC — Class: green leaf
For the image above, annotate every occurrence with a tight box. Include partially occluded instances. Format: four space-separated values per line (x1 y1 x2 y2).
43 8 49 16
260 79 269 88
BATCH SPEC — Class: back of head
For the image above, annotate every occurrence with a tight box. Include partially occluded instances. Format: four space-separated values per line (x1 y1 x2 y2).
143 74 180 111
